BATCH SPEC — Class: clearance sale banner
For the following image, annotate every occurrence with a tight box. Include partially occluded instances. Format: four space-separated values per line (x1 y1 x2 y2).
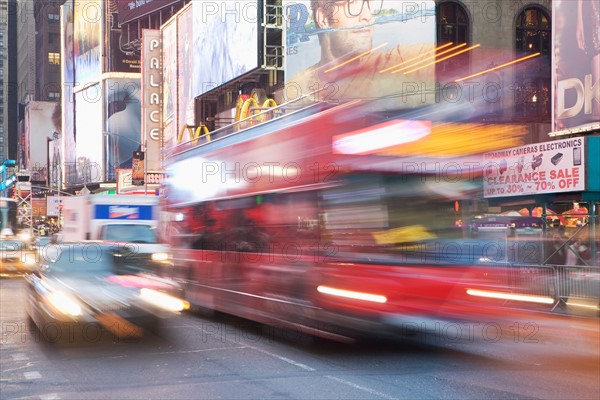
483 137 585 198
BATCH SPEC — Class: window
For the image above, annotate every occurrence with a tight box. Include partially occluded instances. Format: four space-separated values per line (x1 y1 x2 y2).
48 13 59 22
514 7 551 120
436 2 470 75
48 91 60 100
437 2 469 45
48 52 60 65
516 7 550 55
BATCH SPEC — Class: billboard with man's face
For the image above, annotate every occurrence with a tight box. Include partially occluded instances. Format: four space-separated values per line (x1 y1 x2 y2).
553 0 600 131
284 0 436 110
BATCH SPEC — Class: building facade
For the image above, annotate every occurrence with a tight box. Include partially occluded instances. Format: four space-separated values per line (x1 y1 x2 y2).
16 0 35 104
1 0 17 164
34 0 62 102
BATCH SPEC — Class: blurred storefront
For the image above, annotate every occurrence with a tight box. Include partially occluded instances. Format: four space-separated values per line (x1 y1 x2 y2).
481 136 599 267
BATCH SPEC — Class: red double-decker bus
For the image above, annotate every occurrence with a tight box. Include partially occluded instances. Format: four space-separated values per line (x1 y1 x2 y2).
159 99 548 340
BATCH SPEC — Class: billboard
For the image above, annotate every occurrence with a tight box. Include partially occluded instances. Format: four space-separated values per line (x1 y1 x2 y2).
178 5 195 129
142 29 163 171
75 85 104 184
46 196 63 217
104 78 142 182
284 0 436 110
74 0 102 88
117 0 180 25
191 1 260 97
483 137 586 198
23 102 58 185
553 0 600 131
106 0 141 72
162 19 178 153
61 1 77 186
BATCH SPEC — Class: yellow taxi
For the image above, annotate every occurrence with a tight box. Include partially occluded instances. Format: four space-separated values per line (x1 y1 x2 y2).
0 238 39 277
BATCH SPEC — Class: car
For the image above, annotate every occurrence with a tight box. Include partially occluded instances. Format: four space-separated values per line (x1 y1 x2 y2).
32 236 53 250
25 242 189 343
32 235 61 264
0 239 39 277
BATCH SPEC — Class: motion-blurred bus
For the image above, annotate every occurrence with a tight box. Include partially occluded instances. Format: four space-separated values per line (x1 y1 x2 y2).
158 98 554 340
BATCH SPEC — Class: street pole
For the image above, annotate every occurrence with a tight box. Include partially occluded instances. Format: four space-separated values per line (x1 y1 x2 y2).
144 139 148 196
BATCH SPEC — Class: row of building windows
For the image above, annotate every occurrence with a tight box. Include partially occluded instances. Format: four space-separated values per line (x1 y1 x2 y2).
436 2 551 120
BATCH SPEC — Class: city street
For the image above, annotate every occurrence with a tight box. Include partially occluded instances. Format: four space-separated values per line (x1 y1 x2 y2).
1 277 599 400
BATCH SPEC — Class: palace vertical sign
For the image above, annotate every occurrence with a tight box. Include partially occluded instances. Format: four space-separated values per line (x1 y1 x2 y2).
142 29 162 171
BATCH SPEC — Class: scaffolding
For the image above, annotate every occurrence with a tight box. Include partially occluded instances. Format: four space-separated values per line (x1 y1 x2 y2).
15 170 33 236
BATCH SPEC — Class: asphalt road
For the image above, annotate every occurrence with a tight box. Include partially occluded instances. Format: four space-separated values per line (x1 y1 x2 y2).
1 278 599 400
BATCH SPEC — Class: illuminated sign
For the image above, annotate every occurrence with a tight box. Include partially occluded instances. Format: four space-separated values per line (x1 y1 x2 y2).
94 204 153 220
142 29 162 171
483 137 586 198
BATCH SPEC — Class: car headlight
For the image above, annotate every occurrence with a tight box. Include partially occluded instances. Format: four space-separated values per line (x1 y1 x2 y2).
139 288 189 312
23 254 38 265
47 291 82 317
151 252 170 262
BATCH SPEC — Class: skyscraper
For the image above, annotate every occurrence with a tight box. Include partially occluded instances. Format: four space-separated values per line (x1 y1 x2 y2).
0 0 18 163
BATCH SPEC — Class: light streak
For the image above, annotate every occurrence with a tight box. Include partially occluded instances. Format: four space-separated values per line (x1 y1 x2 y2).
379 42 456 73
317 285 387 303
455 52 541 82
324 43 388 73
400 44 481 75
466 288 554 304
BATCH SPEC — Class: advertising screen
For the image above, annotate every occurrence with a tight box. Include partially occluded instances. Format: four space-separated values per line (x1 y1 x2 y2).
117 0 180 25
106 0 141 72
553 0 600 131
178 5 195 129
74 0 102 88
24 102 58 185
61 1 77 186
75 85 104 184
162 20 178 152
191 1 259 97
104 78 142 182
284 0 436 110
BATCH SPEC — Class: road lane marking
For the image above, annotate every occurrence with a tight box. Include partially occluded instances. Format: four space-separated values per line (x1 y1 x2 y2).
247 346 316 371
12 353 28 361
147 346 246 356
326 375 398 400
24 371 42 379
39 394 60 400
